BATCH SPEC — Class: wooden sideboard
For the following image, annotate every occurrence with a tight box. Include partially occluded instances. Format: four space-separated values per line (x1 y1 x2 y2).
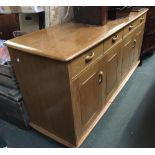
5 8 148 147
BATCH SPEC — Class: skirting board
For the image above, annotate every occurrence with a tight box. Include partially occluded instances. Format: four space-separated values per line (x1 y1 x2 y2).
29 61 140 147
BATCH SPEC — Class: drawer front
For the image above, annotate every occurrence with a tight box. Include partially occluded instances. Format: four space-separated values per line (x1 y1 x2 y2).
69 43 103 79
123 20 138 38
137 14 146 26
104 30 123 52
123 13 146 38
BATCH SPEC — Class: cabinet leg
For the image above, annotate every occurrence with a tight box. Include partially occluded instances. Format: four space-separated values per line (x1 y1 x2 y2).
139 53 143 66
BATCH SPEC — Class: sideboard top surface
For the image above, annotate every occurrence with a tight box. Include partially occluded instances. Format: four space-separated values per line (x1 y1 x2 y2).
5 8 148 62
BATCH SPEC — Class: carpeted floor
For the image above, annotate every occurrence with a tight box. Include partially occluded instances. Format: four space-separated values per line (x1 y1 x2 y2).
0 53 155 148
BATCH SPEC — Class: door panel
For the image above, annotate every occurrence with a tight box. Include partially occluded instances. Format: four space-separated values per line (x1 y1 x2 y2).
79 69 100 125
99 57 107 108
106 48 118 96
72 58 106 128
132 24 145 65
122 33 133 77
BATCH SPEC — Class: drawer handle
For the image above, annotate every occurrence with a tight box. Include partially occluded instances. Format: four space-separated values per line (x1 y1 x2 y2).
98 71 103 84
112 35 118 43
140 17 144 22
85 52 95 62
0 32 3 35
129 24 134 31
132 39 137 48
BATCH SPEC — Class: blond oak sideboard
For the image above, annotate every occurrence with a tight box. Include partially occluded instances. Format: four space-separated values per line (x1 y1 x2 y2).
5 8 148 147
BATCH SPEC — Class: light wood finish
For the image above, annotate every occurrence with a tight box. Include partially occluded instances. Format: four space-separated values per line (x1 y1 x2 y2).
76 61 140 147
122 31 133 77
122 21 145 78
137 14 146 26
105 42 121 97
104 30 123 52
123 13 146 38
5 9 148 62
70 57 107 140
123 19 138 38
8 49 77 145
132 23 145 66
69 43 103 79
6 9 147 147
30 60 138 148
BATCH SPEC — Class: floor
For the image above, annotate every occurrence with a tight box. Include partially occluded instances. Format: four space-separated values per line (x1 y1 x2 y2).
0 53 155 148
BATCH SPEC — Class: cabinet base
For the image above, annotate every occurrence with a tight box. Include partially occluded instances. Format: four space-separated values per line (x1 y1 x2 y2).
29 122 76 147
29 61 139 147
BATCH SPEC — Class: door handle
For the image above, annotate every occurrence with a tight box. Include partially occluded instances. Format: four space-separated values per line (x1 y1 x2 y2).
98 71 103 84
132 39 137 48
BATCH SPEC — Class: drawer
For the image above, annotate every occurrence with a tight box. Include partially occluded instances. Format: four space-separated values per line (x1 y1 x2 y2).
137 14 146 26
104 30 123 52
123 20 137 38
123 14 146 38
69 43 104 79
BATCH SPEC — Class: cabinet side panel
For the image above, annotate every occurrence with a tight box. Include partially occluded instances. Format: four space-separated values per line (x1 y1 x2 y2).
9 48 76 145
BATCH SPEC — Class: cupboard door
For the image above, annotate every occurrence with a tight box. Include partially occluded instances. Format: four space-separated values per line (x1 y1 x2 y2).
72 59 106 127
99 58 107 107
122 34 133 77
117 42 123 83
132 24 145 65
106 48 118 95
106 41 122 98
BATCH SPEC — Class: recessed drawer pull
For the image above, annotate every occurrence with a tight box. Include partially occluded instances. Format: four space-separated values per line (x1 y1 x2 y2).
112 35 118 43
132 39 137 48
129 24 134 31
98 71 103 84
85 52 95 62
140 17 144 22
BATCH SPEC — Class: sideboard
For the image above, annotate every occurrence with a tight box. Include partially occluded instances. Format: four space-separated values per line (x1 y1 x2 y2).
5 8 148 147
